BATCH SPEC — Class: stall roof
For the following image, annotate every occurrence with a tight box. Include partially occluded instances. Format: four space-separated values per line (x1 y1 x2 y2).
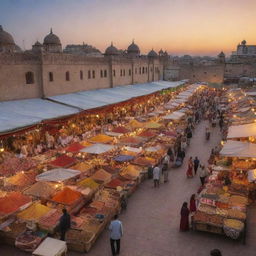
227 123 256 138
0 80 186 134
220 140 256 158
47 81 186 110
163 111 185 120
0 99 79 134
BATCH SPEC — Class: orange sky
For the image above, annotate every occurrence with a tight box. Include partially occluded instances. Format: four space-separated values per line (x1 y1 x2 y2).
2 0 256 56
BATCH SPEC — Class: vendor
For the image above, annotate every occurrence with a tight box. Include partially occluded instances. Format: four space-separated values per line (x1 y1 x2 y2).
59 208 71 241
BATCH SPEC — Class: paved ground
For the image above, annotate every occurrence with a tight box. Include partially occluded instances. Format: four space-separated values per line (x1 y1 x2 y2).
1 121 256 255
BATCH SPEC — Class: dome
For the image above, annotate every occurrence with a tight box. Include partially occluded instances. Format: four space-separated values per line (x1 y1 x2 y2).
43 28 61 45
34 41 42 47
0 25 15 45
241 40 246 45
127 40 140 54
218 51 225 57
148 49 158 58
105 42 119 56
159 49 164 55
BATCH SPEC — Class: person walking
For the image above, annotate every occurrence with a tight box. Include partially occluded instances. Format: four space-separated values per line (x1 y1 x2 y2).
186 157 193 178
153 165 161 188
198 164 208 185
162 154 170 182
193 156 200 175
109 215 123 256
180 202 190 231
59 208 71 241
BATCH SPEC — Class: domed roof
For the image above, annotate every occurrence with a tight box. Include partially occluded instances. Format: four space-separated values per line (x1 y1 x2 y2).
43 29 61 45
241 40 246 45
34 41 42 46
0 25 15 45
127 40 140 54
218 51 225 57
159 49 164 55
105 42 119 55
148 49 158 58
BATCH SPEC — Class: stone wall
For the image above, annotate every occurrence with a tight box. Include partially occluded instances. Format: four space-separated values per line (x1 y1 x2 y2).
0 52 164 101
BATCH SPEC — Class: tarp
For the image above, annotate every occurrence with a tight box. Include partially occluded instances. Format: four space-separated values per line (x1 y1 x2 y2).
80 143 115 154
163 111 185 120
32 237 67 256
0 99 79 133
227 123 256 138
113 155 135 162
47 81 186 110
36 168 81 182
220 140 256 158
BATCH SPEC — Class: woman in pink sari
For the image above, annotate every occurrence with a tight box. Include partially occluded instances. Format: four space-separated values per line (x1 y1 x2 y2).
186 157 193 178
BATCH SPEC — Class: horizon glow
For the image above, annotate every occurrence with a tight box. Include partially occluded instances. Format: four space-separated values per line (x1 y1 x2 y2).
1 0 256 56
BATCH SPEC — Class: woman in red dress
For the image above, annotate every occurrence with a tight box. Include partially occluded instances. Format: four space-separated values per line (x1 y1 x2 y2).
186 157 193 178
180 202 190 231
189 194 196 213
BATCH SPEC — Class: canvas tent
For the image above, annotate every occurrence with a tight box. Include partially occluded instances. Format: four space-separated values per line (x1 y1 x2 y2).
163 111 185 120
80 143 115 154
227 123 256 139
220 140 256 158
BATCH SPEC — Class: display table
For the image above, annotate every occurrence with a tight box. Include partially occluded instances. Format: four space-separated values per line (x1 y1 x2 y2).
32 237 67 256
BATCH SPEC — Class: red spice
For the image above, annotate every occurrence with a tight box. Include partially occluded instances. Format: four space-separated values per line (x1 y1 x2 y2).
138 130 156 138
49 154 76 168
105 178 125 189
112 126 130 133
65 142 84 153
0 192 31 215
52 187 82 205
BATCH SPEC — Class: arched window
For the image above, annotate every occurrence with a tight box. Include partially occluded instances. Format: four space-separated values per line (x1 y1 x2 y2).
104 70 107 77
92 70 95 78
49 72 53 82
65 71 70 81
123 69 125 76
25 72 34 84
129 69 131 76
80 70 83 80
142 67 145 74
100 70 103 78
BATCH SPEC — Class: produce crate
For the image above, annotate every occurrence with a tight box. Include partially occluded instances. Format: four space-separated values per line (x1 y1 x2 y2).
193 222 223 234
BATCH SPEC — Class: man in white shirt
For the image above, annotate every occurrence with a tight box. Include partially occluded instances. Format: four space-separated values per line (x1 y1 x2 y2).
109 215 123 256
153 165 161 188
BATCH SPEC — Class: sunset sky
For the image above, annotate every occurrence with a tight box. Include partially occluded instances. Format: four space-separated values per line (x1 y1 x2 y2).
1 0 256 56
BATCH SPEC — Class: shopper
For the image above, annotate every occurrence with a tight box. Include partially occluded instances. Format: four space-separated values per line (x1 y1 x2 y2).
198 164 208 185
210 249 222 256
109 215 123 256
193 156 200 175
153 165 161 188
180 202 190 231
186 157 193 178
59 208 71 241
189 194 197 213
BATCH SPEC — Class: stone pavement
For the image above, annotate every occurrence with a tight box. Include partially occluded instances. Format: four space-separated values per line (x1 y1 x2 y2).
1 121 256 256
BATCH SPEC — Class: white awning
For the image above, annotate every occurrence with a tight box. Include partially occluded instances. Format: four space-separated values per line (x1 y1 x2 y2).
80 143 115 154
163 111 185 120
220 140 256 158
227 123 256 138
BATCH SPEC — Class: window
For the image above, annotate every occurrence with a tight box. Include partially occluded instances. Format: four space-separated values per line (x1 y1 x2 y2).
204 71 207 75
151 67 153 72
49 72 53 82
88 70 91 79
129 69 131 76
142 67 145 74
100 70 103 78
113 69 116 77
193 75 196 78
92 70 95 78
135 68 137 74
25 72 34 84
123 69 125 76
145 67 148 74
80 70 83 80
104 70 107 77
65 71 70 81
139 67 141 74
120 69 122 76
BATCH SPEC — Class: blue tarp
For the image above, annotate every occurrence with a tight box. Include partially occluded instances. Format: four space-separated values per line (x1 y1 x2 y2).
113 155 135 162
0 99 79 133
